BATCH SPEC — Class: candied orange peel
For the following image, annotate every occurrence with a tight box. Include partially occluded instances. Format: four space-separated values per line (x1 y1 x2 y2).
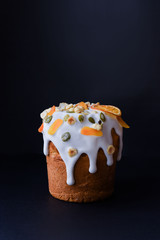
81 126 103 136
48 119 63 135
38 123 44 133
48 105 56 116
117 116 130 128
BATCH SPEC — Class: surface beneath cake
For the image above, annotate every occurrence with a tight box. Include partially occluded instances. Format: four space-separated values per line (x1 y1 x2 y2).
1 154 160 240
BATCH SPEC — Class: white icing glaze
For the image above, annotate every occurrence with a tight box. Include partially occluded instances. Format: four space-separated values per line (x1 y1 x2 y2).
41 105 123 185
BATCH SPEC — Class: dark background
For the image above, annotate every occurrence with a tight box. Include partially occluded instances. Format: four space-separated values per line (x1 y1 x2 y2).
1 0 160 239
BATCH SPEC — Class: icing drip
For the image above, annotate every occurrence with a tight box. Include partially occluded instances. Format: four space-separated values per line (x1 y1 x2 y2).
41 107 123 185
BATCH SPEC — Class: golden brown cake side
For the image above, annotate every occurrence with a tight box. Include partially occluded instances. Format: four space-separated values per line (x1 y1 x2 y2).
46 128 119 202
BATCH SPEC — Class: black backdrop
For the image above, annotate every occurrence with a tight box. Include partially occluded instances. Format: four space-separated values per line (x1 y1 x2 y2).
3 0 160 160
2 1 160 240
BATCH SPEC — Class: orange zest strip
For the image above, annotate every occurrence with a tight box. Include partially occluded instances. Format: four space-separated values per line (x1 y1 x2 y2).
117 116 130 128
38 123 44 133
77 102 88 110
48 105 55 116
81 126 103 136
48 119 63 135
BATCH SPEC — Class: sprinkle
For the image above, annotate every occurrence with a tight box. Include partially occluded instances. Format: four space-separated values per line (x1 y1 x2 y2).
46 107 51 113
98 120 102 125
78 115 84 122
59 102 68 111
85 102 90 107
68 147 78 157
40 110 48 119
88 117 95 123
83 112 89 115
100 112 106 122
44 115 52 123
66 108 75 113
74 106 84 113
55 107 60 112
66 104 74 110
67 116 76 125
64 114 70 121
91 123 102 131
107 145 115 155
61 132 71 142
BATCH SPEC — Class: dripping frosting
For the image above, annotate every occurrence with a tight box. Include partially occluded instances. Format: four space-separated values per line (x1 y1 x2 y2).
39 102 127 185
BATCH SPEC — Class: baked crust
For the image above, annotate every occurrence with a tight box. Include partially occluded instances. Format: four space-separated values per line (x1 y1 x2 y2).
46 128 119 202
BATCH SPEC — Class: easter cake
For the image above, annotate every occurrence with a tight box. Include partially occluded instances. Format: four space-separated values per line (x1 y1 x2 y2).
38 102 129 202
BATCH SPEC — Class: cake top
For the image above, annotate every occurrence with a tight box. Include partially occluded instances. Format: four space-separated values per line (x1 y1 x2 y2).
38 102 129 185
39 101 129 128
